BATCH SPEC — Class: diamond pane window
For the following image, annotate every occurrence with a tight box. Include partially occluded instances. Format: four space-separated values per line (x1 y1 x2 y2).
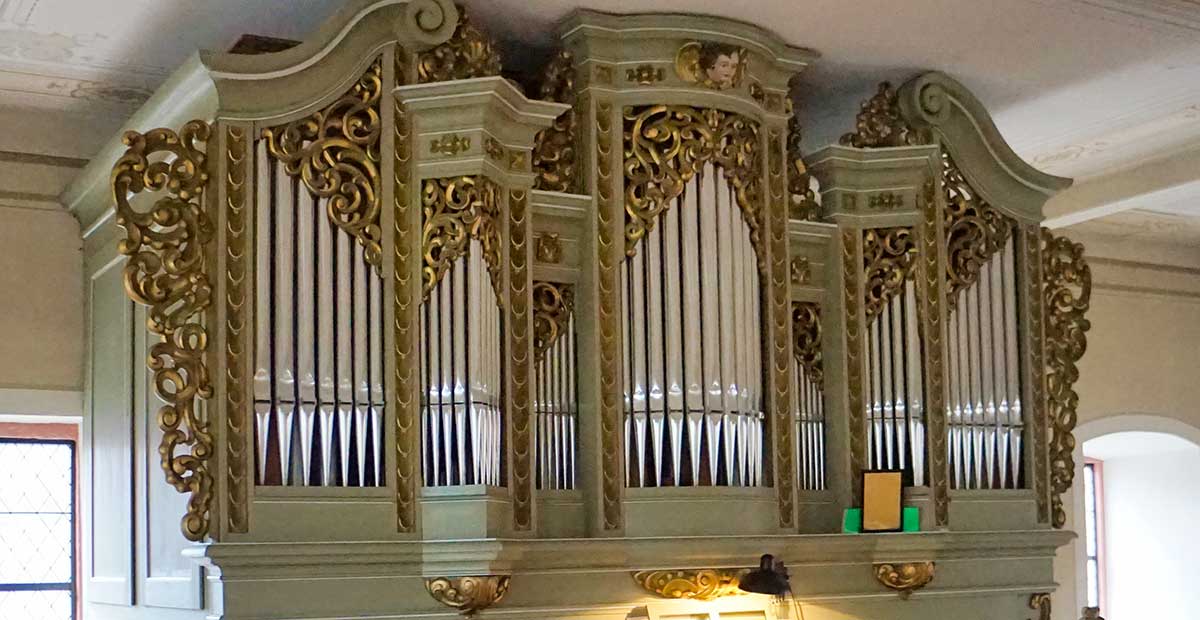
0 439 75 620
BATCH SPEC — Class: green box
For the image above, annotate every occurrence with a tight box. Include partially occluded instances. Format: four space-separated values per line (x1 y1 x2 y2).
842 508 862 533
902 506 920 532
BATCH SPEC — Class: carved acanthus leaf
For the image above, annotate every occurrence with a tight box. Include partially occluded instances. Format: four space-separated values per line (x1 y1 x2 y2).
533 281 574 363
792 302 823 388
417 7 502 83
862 227 919 321
943 153 1014 304
532 50 578 193
840 81 929 148
421 176 502 302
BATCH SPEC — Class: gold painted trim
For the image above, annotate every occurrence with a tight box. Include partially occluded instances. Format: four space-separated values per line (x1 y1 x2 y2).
1022 224 1050 524
1029 592 1052 620
1043 229 1092 529
595 98 623 531
873 562 934 599
263 57 384 271
919 179 950 527
224 124 250 534
508 188 533 531
425 576 510 617
632 569 745 601
393 87 419 533
842 229 867 501
111 120 214 542
768 128 795 528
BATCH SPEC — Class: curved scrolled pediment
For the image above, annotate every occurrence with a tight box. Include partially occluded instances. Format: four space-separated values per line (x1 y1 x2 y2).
896 71 1072 222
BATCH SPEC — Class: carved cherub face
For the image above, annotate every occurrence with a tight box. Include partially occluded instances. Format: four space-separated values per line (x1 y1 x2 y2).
698 43 741 89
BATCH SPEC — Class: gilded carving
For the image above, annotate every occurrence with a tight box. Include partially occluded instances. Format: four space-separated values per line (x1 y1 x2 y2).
626 64 665 84
943 153 1014 304
483 137 504 161
420 176 502 301
425 576 510 617
919 179 950 526
632 569 745 601
532 50 577 193
750 81 765 104
873 562 935 599
790 256 811 285
769 129 795 529
868 191 903 210
535 233 562 264
111 120 214 542
595 99 623 530
840 81 929 148
788 113 820 221
1043 229 1092 529
862 227 918 321
224 124 249 534
1023 225 1050 524
1029 592 1052 620
675 41 746 90
509 189 533 530
533 281 574 362
262 58 383 271
431 134 471 156
623 105 763 269
394 86 418 533
792 302 823 387
417 8 501 83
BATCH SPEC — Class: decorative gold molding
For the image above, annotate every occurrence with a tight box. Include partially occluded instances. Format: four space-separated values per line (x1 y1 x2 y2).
769 129 795 528
431 134 471 156
623 105 764 269
943 153 1014 304
509 189 533 531
788 114 820 221
484 137 504 161
533 281 574 363
420 176 502 301
868 191 903 210
792 302 823 388
1029 592 1052 620
535 233 562 264
863 227 918 321
919 179 950 527
1043 229 1092 529
840 82 929 148
842 230 867 501
1023 224 1050 524
417 8 502 83
593 64 614 85
873 562 935 599
790 256 811 285
262 57 383 271
675 41 747 90
626 64 665 84
111 120 214 542
632 569 745 601
595 99 623 531
425 576 510 617
224 124 249 534
393 78 418 533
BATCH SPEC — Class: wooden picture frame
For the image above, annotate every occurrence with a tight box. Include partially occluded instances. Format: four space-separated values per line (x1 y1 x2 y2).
862 469 904 532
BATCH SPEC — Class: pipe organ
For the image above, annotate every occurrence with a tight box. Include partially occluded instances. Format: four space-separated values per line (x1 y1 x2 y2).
84 2 1093 618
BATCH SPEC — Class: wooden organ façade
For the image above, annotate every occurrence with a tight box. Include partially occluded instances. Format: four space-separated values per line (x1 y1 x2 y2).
79 1 1092 619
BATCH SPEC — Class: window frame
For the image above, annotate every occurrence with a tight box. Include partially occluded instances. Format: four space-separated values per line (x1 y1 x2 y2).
1083 457 1108 615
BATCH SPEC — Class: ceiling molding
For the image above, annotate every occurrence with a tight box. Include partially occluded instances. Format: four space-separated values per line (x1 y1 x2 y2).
0 148 86 168
1072 0 1200 35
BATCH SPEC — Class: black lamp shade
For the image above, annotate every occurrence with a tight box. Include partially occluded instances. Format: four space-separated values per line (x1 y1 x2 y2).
738 554 791 596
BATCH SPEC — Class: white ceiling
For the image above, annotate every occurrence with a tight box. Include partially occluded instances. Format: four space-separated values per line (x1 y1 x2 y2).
2 0 1200 223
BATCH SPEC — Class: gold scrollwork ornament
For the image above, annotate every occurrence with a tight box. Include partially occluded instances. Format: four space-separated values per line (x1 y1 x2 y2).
862 227 919 320
1029 592 1052 620
792 302 823 388
943 153 1014 304
111 119 215 542
532 50 577 193
263 58 383 271
532 281 574 362
425 576 510 617
417 7 501 83
421 176 502 301
840 81 930 148
632 569 744 601
873 562 935 599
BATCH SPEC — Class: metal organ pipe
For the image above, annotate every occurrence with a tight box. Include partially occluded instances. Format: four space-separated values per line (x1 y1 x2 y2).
622 163 764 488
420 242 503 487
251 146 386 487
947 235 1023 489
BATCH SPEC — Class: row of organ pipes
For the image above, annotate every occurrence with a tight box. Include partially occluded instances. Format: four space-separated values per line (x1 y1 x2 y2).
621 165 765 488
245 146 1026 496
252 142 386 487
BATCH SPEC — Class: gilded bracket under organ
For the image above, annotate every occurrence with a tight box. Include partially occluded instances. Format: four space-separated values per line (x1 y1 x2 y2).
623 105 764 267
262 57 384 272
111 119 215 542
632 569 745 601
